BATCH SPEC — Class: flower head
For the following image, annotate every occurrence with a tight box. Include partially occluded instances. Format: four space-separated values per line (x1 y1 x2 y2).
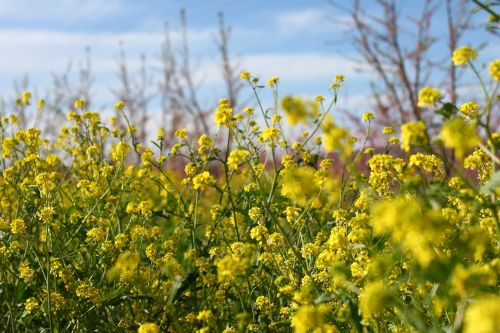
417 86 441 107
452 45 478 66
239 71 251 79
489 59 500 81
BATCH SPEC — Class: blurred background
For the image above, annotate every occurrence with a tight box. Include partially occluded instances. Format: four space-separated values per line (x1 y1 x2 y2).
0 0 498 141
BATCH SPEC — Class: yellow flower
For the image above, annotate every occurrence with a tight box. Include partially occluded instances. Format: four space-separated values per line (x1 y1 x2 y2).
239 71 251 79
383 126 394 135
452 45 478 66
362 112 374 122
281 95 311 125
227 149 250 170
111 141 130 161
314 95 325 103
408 153 445 177
463 296 500 333
214 98 233 126
10 218 26 235
74 98 88 109
20 91 32 106
24 297 39 314
459 101 480 119
322 122 351 156
330 74 345 89
86 227 106 243
114 100 125 110
217 255 242 282
18 260 35 283
417 86 441 107
76 282 102 306
175 128 187 139
156 127 165 140
255 296 272 311
359 280 395 319
138 323 160 333
266 76 279 87
489 59 500 81
192 171 216 190
107 251 140 282
280 166 320 207
37 99 45 111
400 121 427 151
291 304 335 333
441 117 479 159
260 127 280 142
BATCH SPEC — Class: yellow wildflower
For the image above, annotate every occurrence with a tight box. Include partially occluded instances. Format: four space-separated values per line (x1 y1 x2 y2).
359 280 395 319
261 127 280 142
74 98 88 109
362 112 374 122
452 45 478 66
459 101 480 119
239 71 251 79
192 171 216 190
401 121 427 151
214 98 233 126
138 323 160 333
267 76 279 87
175 128 187 139
114 100 125 110
227 149 250 170
441 117 479 159
21 91 32 106
463 296 500 333
19 260 35 283
10 218 26 235
24 297 39 314
489 59 500 80
417 86 441 107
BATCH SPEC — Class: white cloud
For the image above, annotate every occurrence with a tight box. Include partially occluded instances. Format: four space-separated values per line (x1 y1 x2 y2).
0 27 217 78
243 53 360 81
0 0 124 21
194 53 365 87
277 8 324 32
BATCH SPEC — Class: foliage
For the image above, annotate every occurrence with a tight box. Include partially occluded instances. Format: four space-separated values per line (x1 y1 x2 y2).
0 46 499 333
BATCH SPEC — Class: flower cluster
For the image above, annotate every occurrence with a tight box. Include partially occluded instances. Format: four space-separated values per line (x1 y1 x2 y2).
0 48 498 333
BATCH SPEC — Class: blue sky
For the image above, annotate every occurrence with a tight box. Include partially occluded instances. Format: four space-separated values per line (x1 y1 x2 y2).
0 0 497 120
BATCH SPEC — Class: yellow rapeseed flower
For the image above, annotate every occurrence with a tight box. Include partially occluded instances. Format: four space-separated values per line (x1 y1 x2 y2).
214 98 233 126
362 112 374 122
417 86 441 107
452 45 478 66
400 121 427 151
239 71 251 79
114 100 125 110
21 91 32 106
74 98 88 109
441 117 479 159
192 171 215 190
459 101 480 119
267 76 279 87
138 323 160 333
489 59 500 81
463 296 500 333
227 149 250 170
359 280 395 319
260 127 280 142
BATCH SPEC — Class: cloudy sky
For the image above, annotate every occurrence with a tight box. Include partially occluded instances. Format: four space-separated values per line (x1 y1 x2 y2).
0 0 496 118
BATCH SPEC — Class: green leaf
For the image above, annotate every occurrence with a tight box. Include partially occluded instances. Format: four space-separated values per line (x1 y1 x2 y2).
434 103 457 119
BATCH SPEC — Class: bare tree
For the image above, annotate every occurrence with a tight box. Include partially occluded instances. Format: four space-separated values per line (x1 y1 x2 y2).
111 45 155 143
331 0 475 136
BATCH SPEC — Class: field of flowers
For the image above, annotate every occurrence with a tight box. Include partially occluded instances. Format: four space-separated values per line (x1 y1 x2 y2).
0 46 499 332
